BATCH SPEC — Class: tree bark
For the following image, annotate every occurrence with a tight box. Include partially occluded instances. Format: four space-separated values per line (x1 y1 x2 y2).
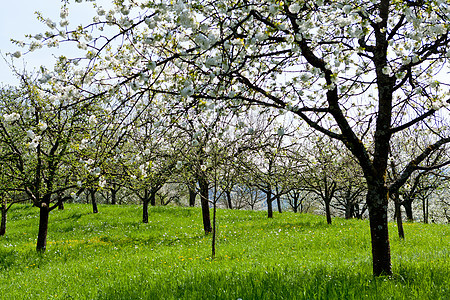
276 193 282 213
36 203 50 252
225 190 233 209
150 189 156 206
324 199 332 225
111 183 117 205
143 200 149 223
393 193 404 239
142 189 149 223
266 185 273 218
188 187 196 207
90 189 98 214
367 184 392 276
403 199 414 221
292 192 298 213
198 175 212 234
0 201 6 236
422 197 429 224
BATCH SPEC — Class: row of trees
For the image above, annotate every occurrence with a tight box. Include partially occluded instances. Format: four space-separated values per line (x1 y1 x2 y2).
2 0 450 276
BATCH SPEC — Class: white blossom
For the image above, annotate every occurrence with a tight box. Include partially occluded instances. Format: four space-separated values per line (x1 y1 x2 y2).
181 86 194 97
38 122 47 131
91 167 101 176
28 136 41 149
3 113 20 122
382 66 392 76
27 130 36 139
97 7 106 16
342 5 352 14
289 3 301 14
99 176 107 188
89 115 98 126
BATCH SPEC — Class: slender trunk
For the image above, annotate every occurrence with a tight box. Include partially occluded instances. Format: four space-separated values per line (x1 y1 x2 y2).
367 184 392 276
90 189 98 214
143 189 149 223
0 201 6 236
212 194 217 259
325 199 332 225
267 186 273 218
36 203 50 252
198 176 212 234
423 197 428 224
344 191 353 219
188 187 196 207
225 190 233 209
393 193 404 239
276 195 282 213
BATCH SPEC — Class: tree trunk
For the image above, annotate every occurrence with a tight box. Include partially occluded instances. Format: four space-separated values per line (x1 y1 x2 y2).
266 186 273 218
111 184 117 205
90 189 98 214
58 200 64 210
366 184 392 276
393 193 404 239
225 190 233 209
422 197 428 224
0 201 6 236
324 198 332 225
142 189 149 223
188 187 196 207
403 199 413 221
276 195 282 213
212 194 217 259
345 202 352 219
36 203 50 252
150 189 156 206
143 200 149 223
198 176 212 234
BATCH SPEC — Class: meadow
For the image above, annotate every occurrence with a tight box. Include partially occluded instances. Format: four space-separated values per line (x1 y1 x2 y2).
0 204 449 299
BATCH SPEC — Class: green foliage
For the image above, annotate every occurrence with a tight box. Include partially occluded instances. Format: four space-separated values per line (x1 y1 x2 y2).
0 204 449 299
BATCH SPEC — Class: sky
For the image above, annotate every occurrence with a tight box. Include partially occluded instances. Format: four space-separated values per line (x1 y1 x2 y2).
0 0 111 87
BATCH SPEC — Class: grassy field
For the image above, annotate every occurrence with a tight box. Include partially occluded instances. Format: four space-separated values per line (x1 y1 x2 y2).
0 204 449 299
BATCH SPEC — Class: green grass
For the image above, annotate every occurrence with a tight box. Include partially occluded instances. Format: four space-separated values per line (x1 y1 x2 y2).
1 204 449 299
